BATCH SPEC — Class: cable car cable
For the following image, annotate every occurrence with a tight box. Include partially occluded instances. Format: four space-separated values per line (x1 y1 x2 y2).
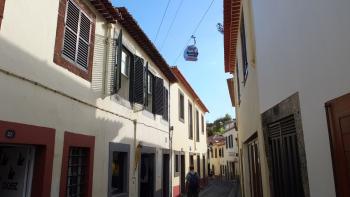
154 0 172 43
173 0 216 64
160 0 185 50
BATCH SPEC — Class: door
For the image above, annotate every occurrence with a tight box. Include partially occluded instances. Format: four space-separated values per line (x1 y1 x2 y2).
162 154 169 197
326 93 350 197
140 154 155 197
268 115 304 197
197 155 200 178
180 155 186 194
247 137 263 197
0 145 35 197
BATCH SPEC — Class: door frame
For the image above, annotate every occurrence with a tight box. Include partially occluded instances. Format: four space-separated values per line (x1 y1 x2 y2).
325 92 350 197
0 120 55 197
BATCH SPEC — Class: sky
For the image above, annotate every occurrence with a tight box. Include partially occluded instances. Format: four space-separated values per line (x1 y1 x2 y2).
112 0 235 122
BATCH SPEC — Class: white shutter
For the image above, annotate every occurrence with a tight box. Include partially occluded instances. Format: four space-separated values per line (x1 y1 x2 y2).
62 0 91 69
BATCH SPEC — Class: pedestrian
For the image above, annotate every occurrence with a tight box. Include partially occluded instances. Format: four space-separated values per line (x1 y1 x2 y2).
186 165 200 197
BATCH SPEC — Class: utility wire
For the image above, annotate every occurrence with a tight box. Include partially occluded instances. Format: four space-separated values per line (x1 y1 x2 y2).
160 0 185 50
154 0 172 43
173 0 216 65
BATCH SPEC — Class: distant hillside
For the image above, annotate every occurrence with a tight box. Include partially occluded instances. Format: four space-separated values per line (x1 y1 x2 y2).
207 114 232 136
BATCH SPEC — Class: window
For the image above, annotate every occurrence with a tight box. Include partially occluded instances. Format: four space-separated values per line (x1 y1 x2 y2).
179 91 184 121
188 102 193 139
236 62 241 104
240 11 248 83
146 72 154 112
66 147 89 196
226 137 228 149
121 50 130 77
111 152 127 195
60 132 94 197
222 148 224 157
116 46 132 100
0 0 6 29
201 115 204 134
219 148 222 157
196 110 200 142
54 0 95 81
215 148 217 158
210 148 213 158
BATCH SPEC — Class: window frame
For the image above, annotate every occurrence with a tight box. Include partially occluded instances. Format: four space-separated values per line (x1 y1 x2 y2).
178 90 185 122
188 102 193 139
108 142 130 196
121 49 131 77
54 0 96 81
201 114 204 134
59 132 95 197
0 0 6 30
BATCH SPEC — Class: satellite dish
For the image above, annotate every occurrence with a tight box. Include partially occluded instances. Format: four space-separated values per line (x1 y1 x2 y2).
184 35 199 61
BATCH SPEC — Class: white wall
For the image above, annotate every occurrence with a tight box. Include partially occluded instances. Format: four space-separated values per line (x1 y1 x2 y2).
0 0 172 196
252 0 350 196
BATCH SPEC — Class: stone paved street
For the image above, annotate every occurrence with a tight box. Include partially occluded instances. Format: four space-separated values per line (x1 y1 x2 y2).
198 180 240 197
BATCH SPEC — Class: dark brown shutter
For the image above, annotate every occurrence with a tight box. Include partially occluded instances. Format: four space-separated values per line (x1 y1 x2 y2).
153 77 164 115
114 29 122 93
144 63 149 106
132 55 144 104
163 88 169 120
62 1 79 62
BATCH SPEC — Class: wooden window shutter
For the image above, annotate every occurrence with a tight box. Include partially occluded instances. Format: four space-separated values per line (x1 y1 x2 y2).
62 1 79 62
76 13 90 68
144 63 149 106
114 29 122 93
153 77 164 115
163 88 169 120
62 0 91 69
132 55 144 104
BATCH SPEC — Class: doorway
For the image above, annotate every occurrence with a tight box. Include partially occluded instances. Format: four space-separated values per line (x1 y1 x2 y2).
247 136 263 197
0 145 35 197
180 155 185 194
326 93 350 197
162 154 169 197
197 155 201 177
140 153 155 197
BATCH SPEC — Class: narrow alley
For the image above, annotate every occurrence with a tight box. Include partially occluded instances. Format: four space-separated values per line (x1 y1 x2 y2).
199 180 240 197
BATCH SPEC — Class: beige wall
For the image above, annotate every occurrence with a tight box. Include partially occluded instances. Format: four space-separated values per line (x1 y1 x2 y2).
232 1 270 196
170 82 207 195
0 0 172 196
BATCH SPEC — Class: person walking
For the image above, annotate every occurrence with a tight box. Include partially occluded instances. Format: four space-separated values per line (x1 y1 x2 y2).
186 165 200 197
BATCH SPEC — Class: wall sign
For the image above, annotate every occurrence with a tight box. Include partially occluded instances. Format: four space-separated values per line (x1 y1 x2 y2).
5 130 15 139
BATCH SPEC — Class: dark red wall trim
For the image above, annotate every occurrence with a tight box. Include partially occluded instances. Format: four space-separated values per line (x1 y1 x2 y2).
0 0 6 29
0 120 55 197
59 131 95 197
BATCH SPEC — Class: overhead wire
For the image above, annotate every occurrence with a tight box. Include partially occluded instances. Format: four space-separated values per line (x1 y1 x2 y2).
173 0 216 65
160 0 185 50
154 0 172 43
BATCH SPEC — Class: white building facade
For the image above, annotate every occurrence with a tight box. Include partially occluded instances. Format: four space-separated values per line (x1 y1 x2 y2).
170 66 208 197
224 0 350 197
0 1 178 197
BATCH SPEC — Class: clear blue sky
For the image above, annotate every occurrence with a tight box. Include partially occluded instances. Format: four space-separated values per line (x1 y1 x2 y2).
112 0 235 122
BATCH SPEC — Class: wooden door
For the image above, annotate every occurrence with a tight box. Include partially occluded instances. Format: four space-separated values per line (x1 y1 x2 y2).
268 115 304 197
247 138 263 197
326 93 350 197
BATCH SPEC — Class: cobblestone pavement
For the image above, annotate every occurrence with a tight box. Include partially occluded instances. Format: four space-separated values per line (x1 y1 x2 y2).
199 180 239 197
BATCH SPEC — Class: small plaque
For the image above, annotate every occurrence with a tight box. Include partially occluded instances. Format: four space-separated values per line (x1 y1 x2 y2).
5 129 16 139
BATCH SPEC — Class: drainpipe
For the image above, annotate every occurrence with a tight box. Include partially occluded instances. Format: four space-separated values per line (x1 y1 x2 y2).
103 22 112 95
168 82 173 197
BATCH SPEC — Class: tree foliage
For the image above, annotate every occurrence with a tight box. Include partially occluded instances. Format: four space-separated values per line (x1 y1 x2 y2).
206 114 232 136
